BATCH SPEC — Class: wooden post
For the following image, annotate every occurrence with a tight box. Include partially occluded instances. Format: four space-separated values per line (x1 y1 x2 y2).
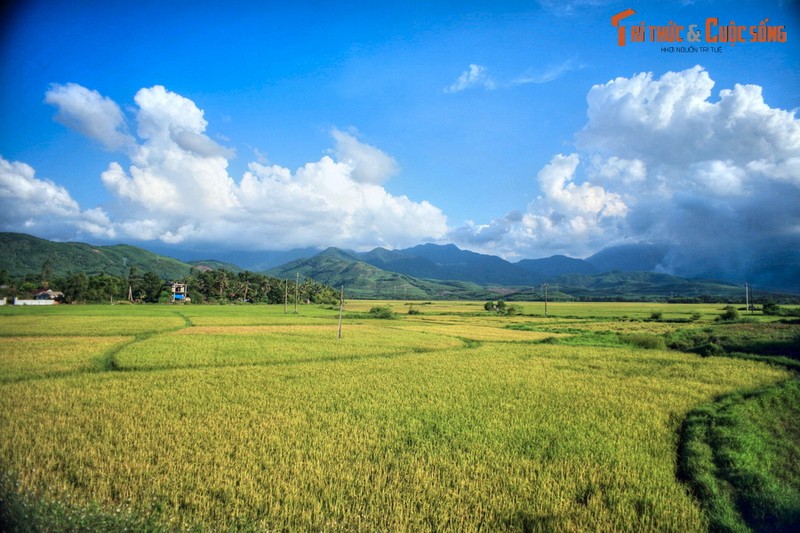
542 282 548 317
337 286 344 339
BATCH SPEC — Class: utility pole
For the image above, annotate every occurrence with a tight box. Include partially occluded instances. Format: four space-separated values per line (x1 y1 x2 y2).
337 286 344 339
745 282 750 313
542 282 548 317
284 279 288 314
294 273 299 314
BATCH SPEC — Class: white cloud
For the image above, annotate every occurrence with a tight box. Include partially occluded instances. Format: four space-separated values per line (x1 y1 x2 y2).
451 153 627 258
579 65 800 166
746 157 800 186
44 83 134 151
237 155 446 249
331 128 399 184
0 156 114 239
535 153 627 217
445 64 496 93
512 59 581 85
101 86 241 217
590 156 647 187
689 160 747 196
14 68 800 285
452 66 800 272
19 84 448 250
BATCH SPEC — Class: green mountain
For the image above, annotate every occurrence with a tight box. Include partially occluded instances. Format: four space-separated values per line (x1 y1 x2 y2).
187 259 243 273
0 232 194 280
507 271 746 301
269 247 755 301
1 234 783 301
267 247 491 300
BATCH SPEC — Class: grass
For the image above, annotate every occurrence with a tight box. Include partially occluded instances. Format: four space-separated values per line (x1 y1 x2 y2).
0 336 131 383
0 301 796 531
679 380 800 532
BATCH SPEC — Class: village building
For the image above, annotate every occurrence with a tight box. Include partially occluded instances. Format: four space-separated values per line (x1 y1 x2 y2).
34 289 64 301
170 282 189 302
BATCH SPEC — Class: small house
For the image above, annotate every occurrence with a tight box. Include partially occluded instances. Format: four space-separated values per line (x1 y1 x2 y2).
34 289 64 301
170 282 188 302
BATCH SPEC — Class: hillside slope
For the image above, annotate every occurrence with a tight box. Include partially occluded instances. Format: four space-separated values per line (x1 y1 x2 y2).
0 233 194 279
268 246 753 301
267 247 490 299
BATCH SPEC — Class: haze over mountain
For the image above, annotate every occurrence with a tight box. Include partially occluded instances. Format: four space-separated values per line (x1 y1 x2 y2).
2 233 797 299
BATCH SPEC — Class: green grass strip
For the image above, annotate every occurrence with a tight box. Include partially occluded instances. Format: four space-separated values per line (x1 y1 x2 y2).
678 379 800 532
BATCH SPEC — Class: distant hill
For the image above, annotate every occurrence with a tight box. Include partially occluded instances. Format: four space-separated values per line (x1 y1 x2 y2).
145 245 322 271
402 243 533 284
267 247 491 300
3 233 795 299
268 245 754 301
358 247 442 279
187 259 243 273
0 232 194 280
548 271 744 301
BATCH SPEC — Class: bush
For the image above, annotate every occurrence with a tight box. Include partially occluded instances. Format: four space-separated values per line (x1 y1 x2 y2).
368 306 395 319
484 300 520 316
717 305 740 322
650 311 663 321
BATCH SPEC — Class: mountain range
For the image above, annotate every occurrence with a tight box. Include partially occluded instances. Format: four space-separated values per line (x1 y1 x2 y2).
1 232 795 300
265 243 754 301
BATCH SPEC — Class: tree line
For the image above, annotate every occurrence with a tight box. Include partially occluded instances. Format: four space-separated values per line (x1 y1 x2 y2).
0 265 339 305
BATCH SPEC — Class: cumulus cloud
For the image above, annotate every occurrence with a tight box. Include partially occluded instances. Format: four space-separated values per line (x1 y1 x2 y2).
452 65 800 282
445 64 496 93
44 83 134 151
101 86 241 217
6 83 448 251
452 153 628 258
331 128 399 184
238 157 445 249
535 154 627 217
11 68 800 288
577 65 800 265
0 156 114 239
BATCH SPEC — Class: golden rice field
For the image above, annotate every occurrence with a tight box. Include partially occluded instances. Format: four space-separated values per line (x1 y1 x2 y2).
0 301 793 531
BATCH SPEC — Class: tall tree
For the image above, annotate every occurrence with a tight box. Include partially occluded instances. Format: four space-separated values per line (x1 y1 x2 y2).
41 259 53 288
63 272 89 303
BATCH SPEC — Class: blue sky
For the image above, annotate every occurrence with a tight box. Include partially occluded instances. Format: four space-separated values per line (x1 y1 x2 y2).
1 0 799 267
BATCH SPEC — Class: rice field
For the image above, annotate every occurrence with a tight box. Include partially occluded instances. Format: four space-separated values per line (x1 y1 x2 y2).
0 301 793 531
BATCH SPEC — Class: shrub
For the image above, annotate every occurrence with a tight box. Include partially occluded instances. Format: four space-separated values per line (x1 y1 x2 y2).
650 311 663 321
717 305 740 322
368 306 395 319
485 300 520 316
